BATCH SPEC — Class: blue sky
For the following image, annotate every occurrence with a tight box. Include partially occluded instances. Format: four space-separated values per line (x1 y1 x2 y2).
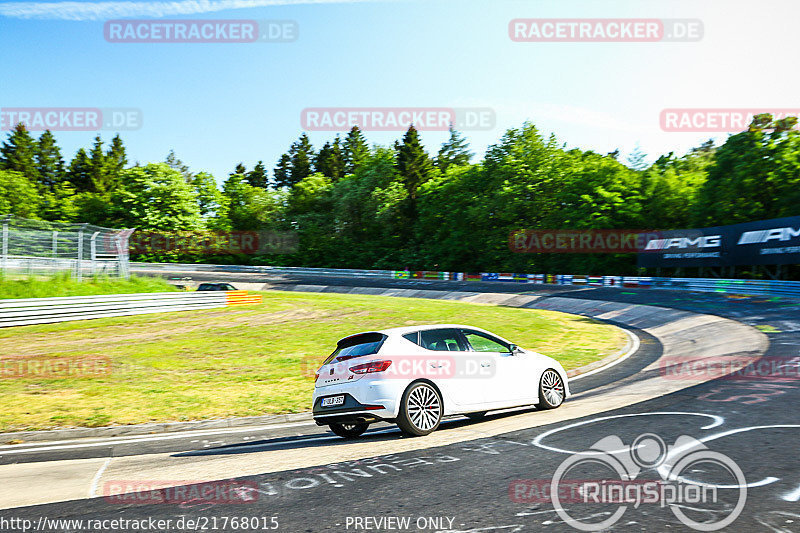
1 0 798 181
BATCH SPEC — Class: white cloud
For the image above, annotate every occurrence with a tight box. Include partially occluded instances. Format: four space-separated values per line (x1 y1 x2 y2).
0 0 390 21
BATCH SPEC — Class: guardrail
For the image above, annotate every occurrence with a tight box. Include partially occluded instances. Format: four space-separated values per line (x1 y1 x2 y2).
0 291 263 328
131 262 800 299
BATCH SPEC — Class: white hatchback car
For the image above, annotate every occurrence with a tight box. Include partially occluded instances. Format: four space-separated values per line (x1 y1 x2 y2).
312 324 570 438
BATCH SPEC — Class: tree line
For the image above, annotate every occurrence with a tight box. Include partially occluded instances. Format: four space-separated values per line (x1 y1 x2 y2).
0 114 798 275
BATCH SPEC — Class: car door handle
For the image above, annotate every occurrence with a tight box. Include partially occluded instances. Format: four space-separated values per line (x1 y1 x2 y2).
480 362 492 368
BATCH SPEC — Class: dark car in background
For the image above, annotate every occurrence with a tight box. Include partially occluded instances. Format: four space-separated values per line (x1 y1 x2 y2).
197 283 238 291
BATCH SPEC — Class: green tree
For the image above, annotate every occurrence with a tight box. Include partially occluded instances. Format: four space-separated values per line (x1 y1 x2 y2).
436 126 473 172
0 170 40 217
246 161 269 189
222 173 283 230
343 126 369 174
106 134 128 177
192 171 229 229
34 130 65 190
626 144 648 171
66 148 92 192
289 134 315 185
694 114 800 225
396 125 433 201
165 150 193 182
314 138 345 180
0 123 39 181
113 163 203 230
273 154 292 189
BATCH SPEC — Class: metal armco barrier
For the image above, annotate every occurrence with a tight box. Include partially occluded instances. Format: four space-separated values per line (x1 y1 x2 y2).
130 262 800 299
0 291 262 328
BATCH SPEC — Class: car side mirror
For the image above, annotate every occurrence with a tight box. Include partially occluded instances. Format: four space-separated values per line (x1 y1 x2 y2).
508 344 522 355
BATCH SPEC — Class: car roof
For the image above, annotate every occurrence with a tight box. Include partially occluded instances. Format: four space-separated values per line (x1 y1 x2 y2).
337 324 496 342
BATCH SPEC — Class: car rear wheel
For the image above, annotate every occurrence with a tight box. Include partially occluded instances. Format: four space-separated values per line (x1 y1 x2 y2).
397 382 442 436
536 369 565 410
329 422 369 439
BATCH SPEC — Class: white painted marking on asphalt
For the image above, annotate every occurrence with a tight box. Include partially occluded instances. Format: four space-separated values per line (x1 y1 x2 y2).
531 412 725 454
88 457 111 498
0 421 316 456
783 484 800 502
570 328 640 381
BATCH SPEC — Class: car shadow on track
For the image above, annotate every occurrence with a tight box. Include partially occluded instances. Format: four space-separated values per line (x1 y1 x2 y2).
172 408 543 457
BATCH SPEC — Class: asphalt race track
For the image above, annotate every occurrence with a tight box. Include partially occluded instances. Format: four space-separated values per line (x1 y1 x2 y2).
4 270 800 532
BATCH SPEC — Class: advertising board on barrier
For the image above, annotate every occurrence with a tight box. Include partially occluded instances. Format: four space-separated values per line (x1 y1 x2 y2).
637 215 800 268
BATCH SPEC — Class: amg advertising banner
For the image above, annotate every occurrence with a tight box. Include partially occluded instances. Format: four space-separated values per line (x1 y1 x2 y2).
637 215 800 267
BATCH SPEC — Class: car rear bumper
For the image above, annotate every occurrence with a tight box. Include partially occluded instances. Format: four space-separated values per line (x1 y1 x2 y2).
312 379 405 424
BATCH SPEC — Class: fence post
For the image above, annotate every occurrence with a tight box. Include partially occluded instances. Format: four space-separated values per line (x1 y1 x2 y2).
1 216 9 277
77 225 85 281
90 231 99 277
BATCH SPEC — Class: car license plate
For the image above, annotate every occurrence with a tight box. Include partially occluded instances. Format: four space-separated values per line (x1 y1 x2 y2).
322 395 345 407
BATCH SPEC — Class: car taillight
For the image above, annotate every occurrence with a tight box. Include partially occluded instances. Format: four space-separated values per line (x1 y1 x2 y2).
314 372 320 382
349 360 392 374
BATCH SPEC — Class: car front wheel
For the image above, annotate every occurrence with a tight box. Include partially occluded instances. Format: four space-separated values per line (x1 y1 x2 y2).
397 382 442 436
536 369 565 410
329 422 369 439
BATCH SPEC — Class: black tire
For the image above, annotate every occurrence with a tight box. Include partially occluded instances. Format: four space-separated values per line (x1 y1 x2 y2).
536 369 565 410
329 422 369 439
465 411 487 420
397 381 443 436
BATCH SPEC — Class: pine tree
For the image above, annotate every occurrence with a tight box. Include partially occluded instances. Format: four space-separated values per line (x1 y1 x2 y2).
106 134 128 181
165 150 193 182
289 134 314 185
87 135 113 193
436 126 473 172
343 126 369 174
627 145 648 171
314 138 345 180
35 130 65 190
231 163 247 177
396 125 433 199
66 148 92 192
246 160 269 188
0 123 39 181
273 153 292 188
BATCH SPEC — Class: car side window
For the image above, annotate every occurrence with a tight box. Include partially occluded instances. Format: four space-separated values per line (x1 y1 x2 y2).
462 330 510 352
419 328 467 352
402 332 420 345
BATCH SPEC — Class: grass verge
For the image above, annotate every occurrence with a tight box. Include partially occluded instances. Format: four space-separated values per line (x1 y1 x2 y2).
0 273 177 299
0 290 626 432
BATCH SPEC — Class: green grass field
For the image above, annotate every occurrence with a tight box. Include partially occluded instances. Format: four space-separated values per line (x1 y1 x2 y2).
0 273 177 299
0 291 626 432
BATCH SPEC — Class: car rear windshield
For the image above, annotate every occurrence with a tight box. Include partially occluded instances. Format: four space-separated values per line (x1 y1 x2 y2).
323 332 387 365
